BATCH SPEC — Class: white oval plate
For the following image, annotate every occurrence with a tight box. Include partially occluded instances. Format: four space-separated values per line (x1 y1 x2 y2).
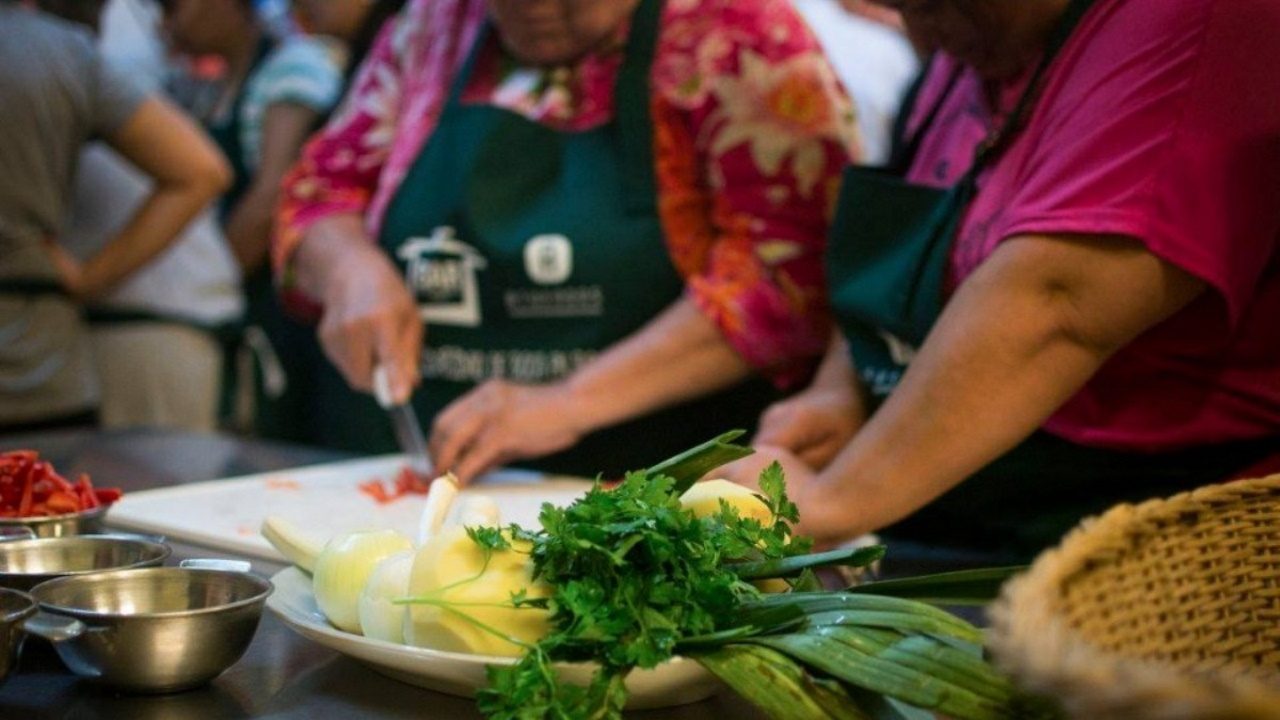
266 567 722 709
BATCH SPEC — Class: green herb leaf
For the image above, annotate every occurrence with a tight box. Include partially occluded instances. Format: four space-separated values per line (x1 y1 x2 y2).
849 566 1027 606
642 430 753 494
728 545 887 580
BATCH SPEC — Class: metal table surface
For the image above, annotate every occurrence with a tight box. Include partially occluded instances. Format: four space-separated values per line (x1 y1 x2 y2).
0 428 992 720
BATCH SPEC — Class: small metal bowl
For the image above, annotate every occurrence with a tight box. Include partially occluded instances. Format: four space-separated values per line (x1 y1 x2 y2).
0 536 170 591
0 505 111 540
28 567 272 693
0 587 37 686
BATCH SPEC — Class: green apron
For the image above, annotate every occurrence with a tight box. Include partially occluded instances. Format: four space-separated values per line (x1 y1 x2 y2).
207 37 330 444
825 0 1276 561
331 0 777 477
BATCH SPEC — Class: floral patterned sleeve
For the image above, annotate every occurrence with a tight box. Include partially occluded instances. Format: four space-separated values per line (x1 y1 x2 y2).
653 0 861 389
272 21 403 278
274 0 486 298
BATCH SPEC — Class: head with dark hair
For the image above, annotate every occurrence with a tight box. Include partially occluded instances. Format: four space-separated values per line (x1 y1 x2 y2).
867 0 1071 80
294 0 405 80
160 0 259 57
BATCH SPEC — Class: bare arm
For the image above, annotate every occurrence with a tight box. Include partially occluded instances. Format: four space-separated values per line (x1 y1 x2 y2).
430 296 754 481
750 330 868 469
59 96 230 300
292 213 423 398
225 102 324 275
788 234 1206 545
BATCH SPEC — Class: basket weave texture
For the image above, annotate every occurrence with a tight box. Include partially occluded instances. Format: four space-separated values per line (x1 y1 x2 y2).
988 474 1280 720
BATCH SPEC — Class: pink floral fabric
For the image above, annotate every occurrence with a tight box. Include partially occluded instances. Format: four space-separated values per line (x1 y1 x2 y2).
276 0 860 387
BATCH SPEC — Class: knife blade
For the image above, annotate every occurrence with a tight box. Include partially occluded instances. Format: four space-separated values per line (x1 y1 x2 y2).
373 363 434 478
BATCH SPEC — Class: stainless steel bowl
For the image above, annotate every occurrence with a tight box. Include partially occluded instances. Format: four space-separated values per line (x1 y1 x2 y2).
0 505 110 540
0 536 170 591
29 567 273 693
0 587 37 686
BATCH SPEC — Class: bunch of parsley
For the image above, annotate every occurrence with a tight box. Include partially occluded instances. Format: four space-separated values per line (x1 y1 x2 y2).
470 433 808 719
468 433 1043 720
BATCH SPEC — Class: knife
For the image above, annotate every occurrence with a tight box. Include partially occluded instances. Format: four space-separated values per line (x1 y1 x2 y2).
373 363 434 478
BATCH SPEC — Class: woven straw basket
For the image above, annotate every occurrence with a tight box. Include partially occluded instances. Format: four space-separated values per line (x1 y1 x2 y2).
987 474 1280 720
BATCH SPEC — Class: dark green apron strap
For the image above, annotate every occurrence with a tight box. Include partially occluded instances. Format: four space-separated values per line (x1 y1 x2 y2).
886 65 961 174
901 0 1096 326
449 3 663 217
0 278 67 297
614 0 663 215
84 306 245 348
963 0 1096 178
209 35 276 219
444 19 492 106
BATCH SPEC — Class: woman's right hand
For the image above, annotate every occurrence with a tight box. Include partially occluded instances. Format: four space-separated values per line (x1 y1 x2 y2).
294 216 423 402
751 332 867 470
752 383 864 470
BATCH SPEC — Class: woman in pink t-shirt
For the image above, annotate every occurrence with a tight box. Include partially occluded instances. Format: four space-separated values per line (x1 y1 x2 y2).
724 0 1280 560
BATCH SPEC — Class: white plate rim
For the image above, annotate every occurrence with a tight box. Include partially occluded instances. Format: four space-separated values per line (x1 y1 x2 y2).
265 566 722 708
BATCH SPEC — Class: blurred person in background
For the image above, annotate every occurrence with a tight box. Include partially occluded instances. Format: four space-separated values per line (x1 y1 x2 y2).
0 0 229 435
274 0 860 479
721 0 1280 562
46 0 246 432
162 0 344 442
792 0 920 165
295 0 407 87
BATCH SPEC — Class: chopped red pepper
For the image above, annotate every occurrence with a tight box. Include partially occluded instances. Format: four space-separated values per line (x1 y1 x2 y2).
0 450 124 518
357 466 435 505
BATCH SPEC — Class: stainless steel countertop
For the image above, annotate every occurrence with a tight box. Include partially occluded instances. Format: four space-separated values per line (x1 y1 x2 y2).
0 428 990 720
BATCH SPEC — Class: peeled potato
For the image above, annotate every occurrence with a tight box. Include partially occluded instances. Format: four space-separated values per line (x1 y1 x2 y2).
680 479 789 593
679 479 773 525
403 525 551 657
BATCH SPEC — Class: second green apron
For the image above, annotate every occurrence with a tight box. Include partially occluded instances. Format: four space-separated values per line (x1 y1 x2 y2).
818 0 1276 560
346 0 776 476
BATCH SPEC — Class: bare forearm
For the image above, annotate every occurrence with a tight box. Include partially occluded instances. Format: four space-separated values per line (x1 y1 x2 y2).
562 296 754 434
291 214 382 304
291 214 422 397
80 95 230 299
223 187 277 275
798 235 1205 543
78 180 222 298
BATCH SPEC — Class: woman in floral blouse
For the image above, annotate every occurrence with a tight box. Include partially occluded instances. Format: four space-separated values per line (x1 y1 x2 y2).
275 0 860 479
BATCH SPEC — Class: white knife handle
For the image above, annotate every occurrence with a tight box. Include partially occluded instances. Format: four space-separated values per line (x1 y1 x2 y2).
373 363 395 409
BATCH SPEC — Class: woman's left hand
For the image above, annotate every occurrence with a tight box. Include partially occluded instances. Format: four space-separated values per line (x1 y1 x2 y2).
428 379 585 484
43 238 87 301
718 443 820 501
719 445 863 548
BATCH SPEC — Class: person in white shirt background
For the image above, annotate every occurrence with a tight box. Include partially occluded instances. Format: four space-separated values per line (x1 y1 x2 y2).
56 0 246 432
792 0 920 165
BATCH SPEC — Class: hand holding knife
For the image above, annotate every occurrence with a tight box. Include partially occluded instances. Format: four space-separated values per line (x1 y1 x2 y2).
373 363 434 479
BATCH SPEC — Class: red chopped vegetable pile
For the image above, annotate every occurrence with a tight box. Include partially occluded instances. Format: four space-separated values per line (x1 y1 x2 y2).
357 466 433 505
0 450 123 518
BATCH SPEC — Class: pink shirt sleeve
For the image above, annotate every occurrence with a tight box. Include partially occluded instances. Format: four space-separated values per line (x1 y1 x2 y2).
273 18 402 276
274 0 485 280
906 0 1280 451
971 0 1280 326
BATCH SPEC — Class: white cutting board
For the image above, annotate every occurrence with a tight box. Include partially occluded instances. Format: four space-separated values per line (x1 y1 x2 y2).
107 454 593 562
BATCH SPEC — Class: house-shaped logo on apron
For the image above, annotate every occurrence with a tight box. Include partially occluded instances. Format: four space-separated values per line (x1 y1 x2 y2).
398 226 488 327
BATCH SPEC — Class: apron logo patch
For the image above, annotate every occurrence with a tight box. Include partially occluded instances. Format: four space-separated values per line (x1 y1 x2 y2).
877 329 918 366
504 233 604 319
523 234 573 285
398 226 488 327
